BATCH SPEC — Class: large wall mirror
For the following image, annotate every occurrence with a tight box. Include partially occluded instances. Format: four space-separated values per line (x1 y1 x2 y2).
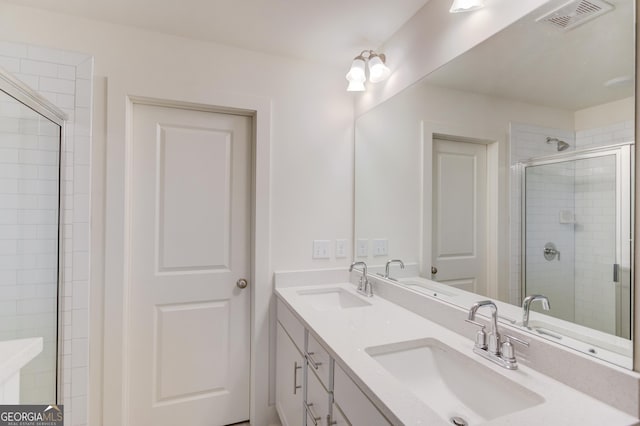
355 0 635 368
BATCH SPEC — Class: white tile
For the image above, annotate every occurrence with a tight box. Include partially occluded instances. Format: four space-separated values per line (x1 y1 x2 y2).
0 56 20 73
75 79 91 108
58 64 76 80
39 77 75 95
72 281 89 310
72 251 89 281
0 41 28 58
72 309 88 338
27 46 89 66
71 338 88 368
75 58 93 80
14 74 39 90
20 59 58 78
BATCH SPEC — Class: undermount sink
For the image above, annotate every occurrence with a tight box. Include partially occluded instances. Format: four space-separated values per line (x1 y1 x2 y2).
366 338 544 424
297 287 372 311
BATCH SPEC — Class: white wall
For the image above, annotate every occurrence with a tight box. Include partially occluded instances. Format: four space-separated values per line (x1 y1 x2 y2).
0 3 353 425
355 0 552 115
0 3 354 273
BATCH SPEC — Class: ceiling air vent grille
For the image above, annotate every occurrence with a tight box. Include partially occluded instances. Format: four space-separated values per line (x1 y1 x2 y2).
536 0 614 31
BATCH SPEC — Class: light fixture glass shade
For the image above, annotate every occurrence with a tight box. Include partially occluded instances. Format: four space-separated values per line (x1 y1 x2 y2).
345 57 366 83
449 0 485 13
347 79 366 92
368 55 391 83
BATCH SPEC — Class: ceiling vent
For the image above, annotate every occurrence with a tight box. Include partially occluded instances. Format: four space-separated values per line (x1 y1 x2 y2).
536 0 614 31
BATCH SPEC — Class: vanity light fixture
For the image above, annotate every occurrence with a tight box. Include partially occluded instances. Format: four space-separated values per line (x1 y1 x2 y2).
450 0 485 13
345 50 391 92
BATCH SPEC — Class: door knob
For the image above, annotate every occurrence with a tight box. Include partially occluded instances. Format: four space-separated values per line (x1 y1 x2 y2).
431 266 438 275
236 278 248 289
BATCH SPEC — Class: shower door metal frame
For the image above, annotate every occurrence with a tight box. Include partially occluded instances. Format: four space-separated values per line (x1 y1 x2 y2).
0 68 67 404
519 142 634 338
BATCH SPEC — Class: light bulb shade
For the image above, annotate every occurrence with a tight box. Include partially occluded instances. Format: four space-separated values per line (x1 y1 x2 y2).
368 55 391 83
347 79 366 92
346 58 366 83
449 0 485 13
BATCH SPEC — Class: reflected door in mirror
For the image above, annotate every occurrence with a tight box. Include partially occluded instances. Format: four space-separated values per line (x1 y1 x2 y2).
432 139 487 294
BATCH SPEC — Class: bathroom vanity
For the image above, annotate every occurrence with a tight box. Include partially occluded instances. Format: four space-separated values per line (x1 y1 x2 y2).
274 271 640 425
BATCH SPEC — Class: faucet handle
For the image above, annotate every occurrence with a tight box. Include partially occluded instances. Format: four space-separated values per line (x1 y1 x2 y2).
465 319 488 350
501 335 529 364
503 334 529 348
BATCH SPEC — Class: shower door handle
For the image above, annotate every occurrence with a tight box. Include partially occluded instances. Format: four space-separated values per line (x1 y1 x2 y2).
613 264 620 283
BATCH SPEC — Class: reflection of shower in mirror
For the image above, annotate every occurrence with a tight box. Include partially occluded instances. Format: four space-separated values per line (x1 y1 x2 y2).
546 136 570 151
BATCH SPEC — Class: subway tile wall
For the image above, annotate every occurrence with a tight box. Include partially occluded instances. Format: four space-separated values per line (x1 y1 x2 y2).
509 123 575 305
0 97 60 403
0 41 92 426
510 120 633 335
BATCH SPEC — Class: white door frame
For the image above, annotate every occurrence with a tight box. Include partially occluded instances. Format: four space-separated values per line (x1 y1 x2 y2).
100 77 273 425
421 120 503 299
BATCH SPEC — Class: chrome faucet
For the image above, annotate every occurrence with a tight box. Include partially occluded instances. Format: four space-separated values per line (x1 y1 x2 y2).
349 261 373 297
384 259 405 279
466 300 529 370
522 295 550 328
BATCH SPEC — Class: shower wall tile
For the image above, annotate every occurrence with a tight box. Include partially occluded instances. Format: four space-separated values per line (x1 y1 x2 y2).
0 42 92 426
575 120 634 149
510 120 633 338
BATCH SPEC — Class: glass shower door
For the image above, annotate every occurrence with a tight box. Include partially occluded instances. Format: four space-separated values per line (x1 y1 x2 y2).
0 88 61 403
523 146 632 338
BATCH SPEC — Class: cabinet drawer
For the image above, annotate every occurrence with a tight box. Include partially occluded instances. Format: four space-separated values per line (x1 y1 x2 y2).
277 298 305 352
305 366 329 426
334 364 391 426
306 332 331 390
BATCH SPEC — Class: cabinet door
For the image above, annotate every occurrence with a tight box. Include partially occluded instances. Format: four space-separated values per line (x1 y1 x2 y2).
276 322 304 426
334 364 391 425
331 403 351 426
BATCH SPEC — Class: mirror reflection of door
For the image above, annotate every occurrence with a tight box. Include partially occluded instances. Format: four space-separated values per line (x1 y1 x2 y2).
523 146 632 339
431 138 487 294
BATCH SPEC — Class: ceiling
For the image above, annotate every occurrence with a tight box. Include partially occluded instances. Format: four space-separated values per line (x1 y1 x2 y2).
425 0 634 111
2 0 430 67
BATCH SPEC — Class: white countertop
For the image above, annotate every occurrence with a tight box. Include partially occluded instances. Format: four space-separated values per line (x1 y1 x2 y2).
276 282 639 425
0 337 43 383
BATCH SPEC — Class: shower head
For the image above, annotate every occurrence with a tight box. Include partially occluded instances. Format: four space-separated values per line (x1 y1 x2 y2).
546 137 570 152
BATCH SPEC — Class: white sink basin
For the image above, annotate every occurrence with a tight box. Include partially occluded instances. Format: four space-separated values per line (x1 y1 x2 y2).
297 287 372 311
366 338 544 425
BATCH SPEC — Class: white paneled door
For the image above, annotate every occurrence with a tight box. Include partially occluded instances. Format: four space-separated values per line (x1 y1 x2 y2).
432 138 487 294
127 103 251 425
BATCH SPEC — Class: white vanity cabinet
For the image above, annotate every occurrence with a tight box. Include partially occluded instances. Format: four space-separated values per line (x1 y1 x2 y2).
276 323 304 426
276 300 392 426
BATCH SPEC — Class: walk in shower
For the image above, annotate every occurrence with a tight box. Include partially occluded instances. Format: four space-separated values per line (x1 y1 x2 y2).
0 70 65 404
521 144 633 339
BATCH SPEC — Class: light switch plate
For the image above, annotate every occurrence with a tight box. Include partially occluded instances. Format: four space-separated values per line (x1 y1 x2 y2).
335 239 347 258
356 239 368 257
373 239 388 256
312 240 331 259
